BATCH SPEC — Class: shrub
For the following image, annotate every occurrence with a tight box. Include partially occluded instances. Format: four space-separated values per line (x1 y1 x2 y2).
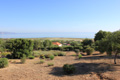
40 54 45 59
58 52 66 56
44 54 52 58
28 56 35 59
0 58 8 68
48 63 54 66
78 54 82 59
74 49 79 56
86 47 94 55
21 55 26 64
50 55 54 60
53 53 58 56
39 60 45 64
63 64 75 74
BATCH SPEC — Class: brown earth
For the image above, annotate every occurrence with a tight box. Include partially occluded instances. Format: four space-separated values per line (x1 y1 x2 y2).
0 51 120 80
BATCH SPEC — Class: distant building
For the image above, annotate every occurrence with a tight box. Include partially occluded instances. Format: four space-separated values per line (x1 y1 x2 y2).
52 42 62 47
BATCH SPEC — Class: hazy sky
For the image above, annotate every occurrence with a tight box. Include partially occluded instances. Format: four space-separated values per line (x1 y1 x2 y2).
0 0 120 33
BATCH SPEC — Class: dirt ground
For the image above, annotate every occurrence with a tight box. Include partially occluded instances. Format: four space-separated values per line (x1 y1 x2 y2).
0 51 120 80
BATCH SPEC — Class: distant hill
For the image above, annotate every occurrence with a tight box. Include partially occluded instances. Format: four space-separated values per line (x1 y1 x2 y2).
0 32 16 34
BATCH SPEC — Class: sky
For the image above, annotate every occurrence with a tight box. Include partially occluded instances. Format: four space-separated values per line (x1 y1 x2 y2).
0 0 120 33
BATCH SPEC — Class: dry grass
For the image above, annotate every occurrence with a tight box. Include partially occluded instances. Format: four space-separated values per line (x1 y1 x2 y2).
0 51 120 80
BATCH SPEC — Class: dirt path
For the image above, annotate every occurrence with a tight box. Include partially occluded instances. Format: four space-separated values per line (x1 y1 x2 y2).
0 51 120 80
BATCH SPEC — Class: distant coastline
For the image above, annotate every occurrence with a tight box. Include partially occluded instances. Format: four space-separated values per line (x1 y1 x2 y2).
0 32 95 38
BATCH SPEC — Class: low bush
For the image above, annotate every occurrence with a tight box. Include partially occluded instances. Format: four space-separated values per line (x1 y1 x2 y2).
53 53 58 56
1 52 11 58
74 49 79 55
78 54 82 59
28 56 35 59
86 47 94 55
50 55 54 60
40 54 45 59
44 54 52 58
58 52 66 56
0 58 8 68
63 64 75 74
48 63 54 66
21 55 26 64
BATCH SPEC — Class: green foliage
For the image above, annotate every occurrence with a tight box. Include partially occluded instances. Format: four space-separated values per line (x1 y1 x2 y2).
82 39 93 46
40 54 45 59
1 52 11 57
7 39 34 59
0 39 7 53
21 54 26 64
53 53 58 56
74 49 79 53
49 55 54 60
94 30 111 42
57 52 66 56
95 30 120 64
28 56 35 59
0 58 8 68
43 40 52 49
33 40 41 50
78 54 82 59
63 64 75 74
48 63 54 66
86 47 94 55
44 54 52 58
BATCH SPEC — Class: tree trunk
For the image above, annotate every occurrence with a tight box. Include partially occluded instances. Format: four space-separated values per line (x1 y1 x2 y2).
114 53 118 64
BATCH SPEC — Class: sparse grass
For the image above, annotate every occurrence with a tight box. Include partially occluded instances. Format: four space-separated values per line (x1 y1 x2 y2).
71 54 76 56
57 52 66 56
48 63 54 66
20 55 26 64
33 50 66 59
78 54 82 59
39 60 45 64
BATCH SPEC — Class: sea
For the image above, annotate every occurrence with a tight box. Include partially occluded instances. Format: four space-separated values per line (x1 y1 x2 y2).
0 32 95 38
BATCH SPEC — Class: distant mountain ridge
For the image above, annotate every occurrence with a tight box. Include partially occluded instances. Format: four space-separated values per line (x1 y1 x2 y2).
0 32 16 34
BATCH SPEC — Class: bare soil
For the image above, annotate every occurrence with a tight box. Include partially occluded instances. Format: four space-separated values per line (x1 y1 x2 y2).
0 51 120 80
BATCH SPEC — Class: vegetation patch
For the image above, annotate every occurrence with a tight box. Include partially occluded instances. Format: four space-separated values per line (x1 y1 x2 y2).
49 55 54 60
28 56 35 59
86 47 94 55
48 63 54 66
63 64 75 74
0 58 8 68
21 55 26 64
78 54 82 59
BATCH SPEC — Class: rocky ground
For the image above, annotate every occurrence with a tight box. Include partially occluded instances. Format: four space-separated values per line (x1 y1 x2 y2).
0 51 120 80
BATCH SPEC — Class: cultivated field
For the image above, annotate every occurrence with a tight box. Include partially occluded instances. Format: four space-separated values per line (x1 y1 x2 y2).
0 51 120 80
27 38 87 41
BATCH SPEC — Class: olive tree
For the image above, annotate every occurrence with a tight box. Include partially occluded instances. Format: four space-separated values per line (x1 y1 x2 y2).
98 31 120 64
7 39 34 58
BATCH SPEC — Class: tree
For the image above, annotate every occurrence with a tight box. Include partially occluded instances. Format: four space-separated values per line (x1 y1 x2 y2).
7 39 34 58
43 40 52 50
82 39 93 46
98 31 120 64
33 40 43 50
94 30 111 42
